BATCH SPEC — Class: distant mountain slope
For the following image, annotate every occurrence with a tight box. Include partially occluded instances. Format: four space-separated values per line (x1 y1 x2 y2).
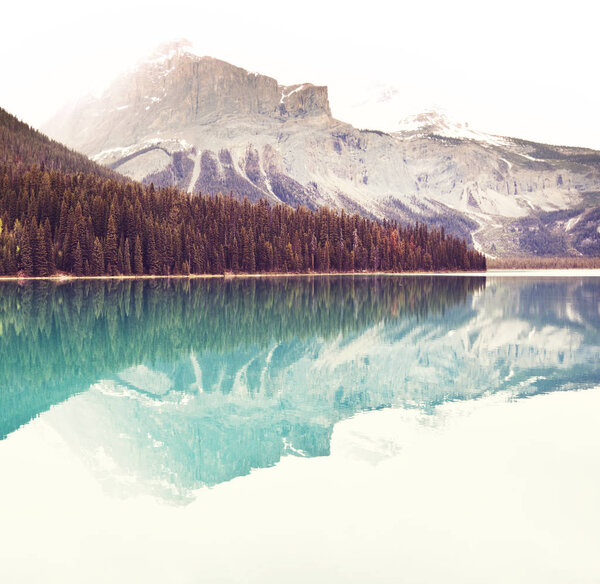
0 107 119 179
43 40 600 257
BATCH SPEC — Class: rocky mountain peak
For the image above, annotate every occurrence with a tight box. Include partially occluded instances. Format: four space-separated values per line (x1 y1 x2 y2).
43 41 332 154
129 40 332 119
42 46 600 259
396 110 466 135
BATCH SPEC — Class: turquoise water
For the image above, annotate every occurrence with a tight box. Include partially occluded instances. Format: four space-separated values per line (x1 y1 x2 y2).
0 275 599 582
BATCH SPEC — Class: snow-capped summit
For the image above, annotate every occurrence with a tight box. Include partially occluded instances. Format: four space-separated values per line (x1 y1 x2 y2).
396 110 466 134
394 110 507 146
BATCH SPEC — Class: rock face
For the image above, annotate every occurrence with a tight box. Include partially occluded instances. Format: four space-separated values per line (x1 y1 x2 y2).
44 40 600 256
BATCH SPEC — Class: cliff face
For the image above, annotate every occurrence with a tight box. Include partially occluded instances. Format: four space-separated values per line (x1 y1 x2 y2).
43 41 600 257
45 40 332 156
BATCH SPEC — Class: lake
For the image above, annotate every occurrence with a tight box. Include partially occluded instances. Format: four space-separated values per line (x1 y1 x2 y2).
0 275 599 583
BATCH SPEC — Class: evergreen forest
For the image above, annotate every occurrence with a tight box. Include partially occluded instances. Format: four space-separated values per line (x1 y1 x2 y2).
0 107 486 276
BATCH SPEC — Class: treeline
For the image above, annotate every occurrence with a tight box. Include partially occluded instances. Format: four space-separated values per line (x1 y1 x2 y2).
489 257 600 269
0 163 486 276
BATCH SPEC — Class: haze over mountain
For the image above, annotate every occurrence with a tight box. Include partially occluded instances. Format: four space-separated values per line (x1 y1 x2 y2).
44 40 600 257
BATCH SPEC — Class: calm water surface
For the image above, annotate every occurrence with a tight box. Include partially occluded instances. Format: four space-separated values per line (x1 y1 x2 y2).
0 275 599 583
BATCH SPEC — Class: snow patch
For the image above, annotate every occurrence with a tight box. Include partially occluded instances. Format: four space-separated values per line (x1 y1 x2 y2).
119 365 173 396
189 350 204 393
516 152 539 162
187 152 202 194
280 84 306 103
314 325 383 371
565 215 582 231
92 145 131 161
259 158 275 196
282 437 307 457
394 110 509 147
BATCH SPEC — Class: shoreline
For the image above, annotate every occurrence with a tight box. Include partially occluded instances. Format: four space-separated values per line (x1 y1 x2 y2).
0 271 481 282
1 268 600 282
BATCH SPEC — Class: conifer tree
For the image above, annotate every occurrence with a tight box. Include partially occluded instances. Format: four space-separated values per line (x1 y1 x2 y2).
19 221 34 276
73 242 83 276
145 231 159 275
44 218 55 274
122 238 132 275
230 237 239 272
133 235 144 275
105 211 118 275
91 237 104 276
35 223 49 277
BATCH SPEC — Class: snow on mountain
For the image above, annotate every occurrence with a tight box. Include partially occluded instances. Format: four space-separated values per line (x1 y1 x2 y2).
393 110 509 147
42 41 600 257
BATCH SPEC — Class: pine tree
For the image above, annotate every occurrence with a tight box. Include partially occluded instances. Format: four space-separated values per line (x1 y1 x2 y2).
44 218 55 274
145 231 159 275
105 211 118 274
122 238 132 275
230 237 239 272
34 223 49 276
191 244 204 274
284 242 295 271
91 237 104 276
241 228 256 273
19 220 34 276
133 235 144 275
73 242 83 276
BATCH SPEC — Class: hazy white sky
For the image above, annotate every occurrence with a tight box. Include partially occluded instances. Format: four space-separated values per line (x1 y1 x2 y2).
2 0 599 148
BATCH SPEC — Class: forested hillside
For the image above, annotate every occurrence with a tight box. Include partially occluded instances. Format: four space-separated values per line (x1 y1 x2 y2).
0 107 119 179
0 108 485 276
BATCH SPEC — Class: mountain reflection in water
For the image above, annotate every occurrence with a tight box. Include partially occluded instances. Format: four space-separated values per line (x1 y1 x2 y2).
1 276 599 502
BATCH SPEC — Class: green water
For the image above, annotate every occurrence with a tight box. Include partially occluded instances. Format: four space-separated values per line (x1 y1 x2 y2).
1 275 600 582
1 276 599 498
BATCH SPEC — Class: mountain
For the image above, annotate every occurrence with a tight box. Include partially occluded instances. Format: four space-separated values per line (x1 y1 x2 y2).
43 40 600 257
0 104 483 277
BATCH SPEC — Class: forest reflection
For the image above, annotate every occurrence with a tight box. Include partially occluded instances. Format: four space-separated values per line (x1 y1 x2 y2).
0 276 483 440
2 276 600 500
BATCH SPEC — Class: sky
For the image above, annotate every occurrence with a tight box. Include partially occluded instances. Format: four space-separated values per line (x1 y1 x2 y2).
2 0 599 149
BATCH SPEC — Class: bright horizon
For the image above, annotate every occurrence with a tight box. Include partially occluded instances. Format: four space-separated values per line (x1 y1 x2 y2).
3 0 599 150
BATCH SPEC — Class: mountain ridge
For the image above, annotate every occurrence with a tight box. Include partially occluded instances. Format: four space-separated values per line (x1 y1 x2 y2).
43 41 600 257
